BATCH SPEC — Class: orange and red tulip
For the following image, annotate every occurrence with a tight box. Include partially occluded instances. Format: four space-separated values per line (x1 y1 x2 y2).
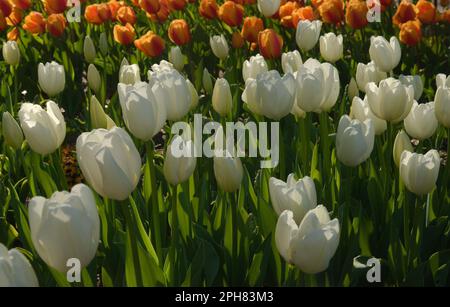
13 0 32 10
113 23 136 45
117 6 137 24
168 19 191 45
23 11 46 34
85 5 103 24
199 0 219 19
241 16 264 43
318 0 344 25
0 0 12 17
345 0 368 29
219 1 244 27
393 0 418 27
168 0 186 11
108 0 125 19
231 31 244 48
134 30 165 57
399 19 422 46
7 27 19 40
416 0 436 24
46 13 66 37
140 0 160 14
44 0 67 14
258 29 283 59
292 6 315 27
7 6 23 26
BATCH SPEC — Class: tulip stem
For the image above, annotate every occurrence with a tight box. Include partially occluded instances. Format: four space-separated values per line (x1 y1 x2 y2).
229 191 238 285
170 184 179 286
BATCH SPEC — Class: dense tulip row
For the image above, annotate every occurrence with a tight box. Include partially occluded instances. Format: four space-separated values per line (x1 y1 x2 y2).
0 0 449 287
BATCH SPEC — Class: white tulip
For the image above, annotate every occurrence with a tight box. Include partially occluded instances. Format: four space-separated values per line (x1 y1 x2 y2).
18 101 65 155
294 58 340 113
28 184 100 273
76 127 142 201
213 151 243 192
404 101 438 140
336 115 375 167
186 79 199 110
2 40 20 66
399 75 423 101
149 68 191 121
210 34 229 60
257 0 280 17
0 243 39 287
149 60 174 74
83 35 96 63
2 111 24 149
242 54 268 82
202 68 213 94
350 96 386 135
269 174 317 224
38 61 65 97
89 96 115 130
348 77 359 100
212 78 233 116
281 50 303 74
319 33 343 63
87 64 101 94
435 86 450 128
436 73 450 89
369 36 401 73
295 20 322 52
168 46 185 71
355 61 387 92
366 77 414 122
119 61 141 85
163 135 197 185
118 81 166 141
275 206 340 274
242 70 295 120
393 130 413 167
400 150 441 195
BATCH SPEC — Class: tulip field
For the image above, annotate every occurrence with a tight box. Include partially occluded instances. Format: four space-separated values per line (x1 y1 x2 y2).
1 0 450 288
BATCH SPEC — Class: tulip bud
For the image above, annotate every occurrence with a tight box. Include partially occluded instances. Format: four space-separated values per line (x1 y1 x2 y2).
38 61 65 97
350 96 386 135
210 34 229 60
186 79 199 110
369 36 401 73
87 64 101 94
393 129 413 167
118 81 167 140
213 151 243 192
242 70 295 120
2 111 24 149
257 0 280 17
0 243 39 287
202 68 213 94
348 77 359 100
404 101 438 140
28 184 100 273
99 32 109 55
400 150 440 195
163 135 197 185
242 54 268 82
296 20 322 52
119 62 141 85
2 40 20 66
18 101 66 155
269 174 317 224
355 61 387 92
319 32 343 63
90 96 115 130
366 77 414 122
336 115 375 167
212 78 233 116
435 86 450 128
275 207 340 274
168 46 185 71
436 73 450 89
281 50 302 74
77 127 141 200
84 35 97 63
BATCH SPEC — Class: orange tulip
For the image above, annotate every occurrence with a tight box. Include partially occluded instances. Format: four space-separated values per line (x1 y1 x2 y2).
258 29 283 59
46 13 66 37
345 0 368 29
416 0 436 24
292 6 315 27
279 1 300 28
7 27 19 40
108 0 125 19
44 0 67 14
0 11 6 31
97 3 112 21
23 11 46 34
219 1 244 27
399 19 422 46
241 16 264 43
117 6 136 24
7 6 23 26
168 0 186 10
13 0 32 10
140 0 160 14
231 31 244 48
441 9 450 23
168 19 191 45
85 5 103 24
0 0 12 17
134 30 165 57
318 0 344 25
312 0 324 8
113 23 135 45
393 0 418 27
199 0 219 19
